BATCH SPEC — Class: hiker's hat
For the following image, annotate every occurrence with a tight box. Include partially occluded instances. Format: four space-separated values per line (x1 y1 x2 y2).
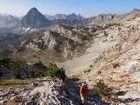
82 82 87 86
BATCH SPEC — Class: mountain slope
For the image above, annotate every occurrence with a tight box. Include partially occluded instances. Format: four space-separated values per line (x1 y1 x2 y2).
59 16 140 76
79 16 140 104
15 25 93 63
0 33 21 54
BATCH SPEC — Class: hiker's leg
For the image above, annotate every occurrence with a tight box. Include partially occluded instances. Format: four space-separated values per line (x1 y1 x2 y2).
81 95 85 104
82 97 85 104
80 94 84 104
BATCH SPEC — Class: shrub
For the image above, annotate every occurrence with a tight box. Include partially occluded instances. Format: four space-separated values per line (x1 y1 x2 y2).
97 71 102 74
0 70 3 77
0 54 6 60
34 60 44 68
46 62 66 80
90 65 93 68
26 70 35 78
9 54 26 63
93 80 112 97
11 69 20 79
0 54 10 61
88 69 91 72
112 63 119 68
37 71 45 77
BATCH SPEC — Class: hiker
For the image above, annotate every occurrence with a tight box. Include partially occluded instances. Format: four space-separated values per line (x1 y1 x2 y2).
80 82 88 105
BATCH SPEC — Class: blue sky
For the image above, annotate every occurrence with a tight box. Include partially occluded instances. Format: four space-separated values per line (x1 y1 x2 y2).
0 0 140 17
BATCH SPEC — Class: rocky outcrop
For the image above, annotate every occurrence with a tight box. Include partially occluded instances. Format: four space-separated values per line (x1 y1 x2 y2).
0 78 110 105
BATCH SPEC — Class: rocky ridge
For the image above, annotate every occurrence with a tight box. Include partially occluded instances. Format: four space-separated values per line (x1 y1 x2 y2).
84 9 140 25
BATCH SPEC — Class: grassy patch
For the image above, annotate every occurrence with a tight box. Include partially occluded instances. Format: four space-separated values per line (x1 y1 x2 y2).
110 86 120 91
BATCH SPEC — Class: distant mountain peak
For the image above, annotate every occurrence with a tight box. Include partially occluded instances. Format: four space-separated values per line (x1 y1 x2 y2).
71 13 76 15
29 7 39 13
0 13 11 17
31 7 38 10
0 14 20 28
21 7 51 29
45 13 84 21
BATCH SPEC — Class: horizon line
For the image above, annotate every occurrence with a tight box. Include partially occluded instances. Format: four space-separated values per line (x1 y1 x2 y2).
0 7 139 18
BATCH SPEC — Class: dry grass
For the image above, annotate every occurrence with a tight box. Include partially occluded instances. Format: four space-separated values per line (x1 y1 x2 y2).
111 72 118 74
112 62 119 69
120 74 130 78
0 79 35 89
110 86 120 91
108 79 126 83
102 64 115 73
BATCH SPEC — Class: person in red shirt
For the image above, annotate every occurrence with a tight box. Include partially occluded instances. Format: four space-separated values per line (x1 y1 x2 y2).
80 83 88 105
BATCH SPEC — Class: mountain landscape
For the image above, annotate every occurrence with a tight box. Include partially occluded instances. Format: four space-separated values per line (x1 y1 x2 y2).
0 6 140 105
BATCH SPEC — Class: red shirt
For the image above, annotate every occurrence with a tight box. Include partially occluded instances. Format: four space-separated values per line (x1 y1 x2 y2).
80 85 88 97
